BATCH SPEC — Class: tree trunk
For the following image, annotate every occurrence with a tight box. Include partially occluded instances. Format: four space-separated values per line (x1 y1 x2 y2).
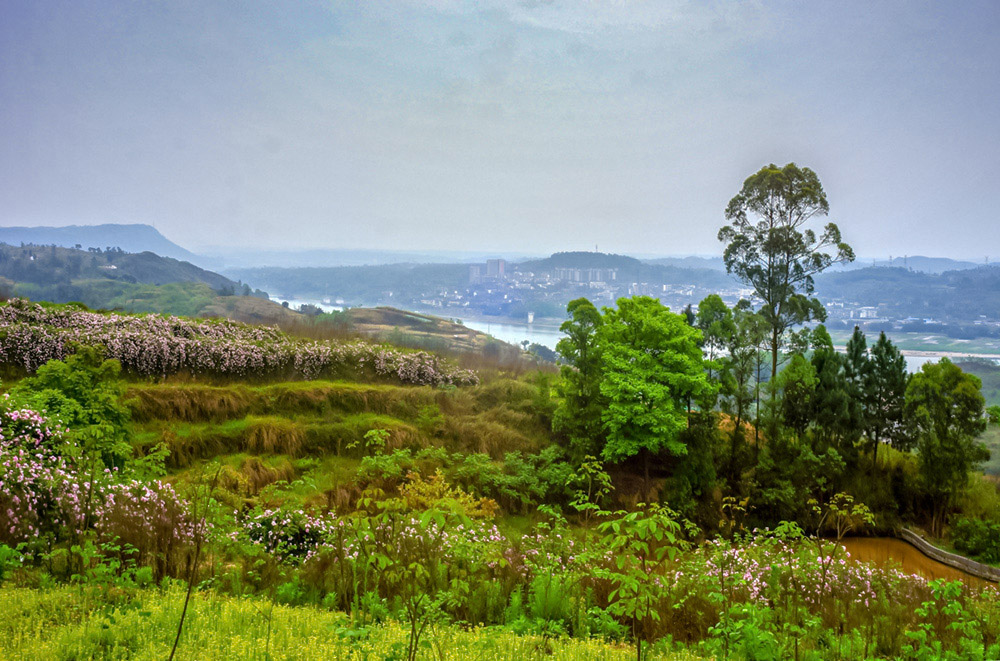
730 409 742 481
643 450 650 500
771 328 780 395
754 356 761 464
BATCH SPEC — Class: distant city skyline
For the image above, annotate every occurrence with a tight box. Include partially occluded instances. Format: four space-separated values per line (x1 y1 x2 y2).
2 2 999 259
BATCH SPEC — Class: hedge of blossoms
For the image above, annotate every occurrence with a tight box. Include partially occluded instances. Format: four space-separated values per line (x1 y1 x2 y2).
691 536 929 611
0 397 197 572
237 507 508 567
0 299 479 386
235 503 1000 622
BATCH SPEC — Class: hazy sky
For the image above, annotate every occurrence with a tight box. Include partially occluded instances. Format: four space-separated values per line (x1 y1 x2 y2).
2 1 999 258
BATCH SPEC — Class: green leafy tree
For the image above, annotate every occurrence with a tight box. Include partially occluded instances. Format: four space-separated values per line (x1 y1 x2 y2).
696 294 736 386
843 326 869 392
13 346 132 469
843 326 870 449
865 331 910 464
775 352 817 441
718 163 854 390
809 326 858 463
720 303 767 476
554 298 606 458
597 297 714 491
12 347 139 575
595 504 688 661
904 359 988 536
988 405 1000 425
569 455 614 531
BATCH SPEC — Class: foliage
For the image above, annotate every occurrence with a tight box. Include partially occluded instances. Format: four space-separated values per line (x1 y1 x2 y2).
0 299 478 386
905 359 989 535
554 298 606 458
864 331 910 458
718 162 854 381
775 353 817 440
595 503 687 660
398 470 500 518
987 405 1000 425
695 294 735 392
0 583 650 660
809 326 859 462
598 297 713 470
950 516 1000 564
13 345 133 469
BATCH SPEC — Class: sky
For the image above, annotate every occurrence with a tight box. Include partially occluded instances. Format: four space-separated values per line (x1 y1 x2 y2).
2 1 999 259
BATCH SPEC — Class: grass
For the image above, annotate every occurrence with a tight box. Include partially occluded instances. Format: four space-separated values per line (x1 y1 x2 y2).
979 426 1000 476
128 376 554 510
827 330 1000 356
126 380 440 424
0 584 694 661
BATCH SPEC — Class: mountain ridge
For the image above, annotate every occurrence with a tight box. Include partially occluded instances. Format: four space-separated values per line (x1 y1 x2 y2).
0 223 206 266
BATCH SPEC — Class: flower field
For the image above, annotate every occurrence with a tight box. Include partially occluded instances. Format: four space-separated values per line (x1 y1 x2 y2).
0 299 478 386
3 329 1000 660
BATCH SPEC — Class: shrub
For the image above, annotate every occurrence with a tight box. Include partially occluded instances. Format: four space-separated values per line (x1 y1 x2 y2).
0 299 479 386
951 516 1000 564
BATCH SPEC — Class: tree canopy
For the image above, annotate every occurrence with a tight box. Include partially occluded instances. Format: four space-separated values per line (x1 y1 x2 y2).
554 298 606 458
904 358 988 535
718 163 854 381
598 297 714 468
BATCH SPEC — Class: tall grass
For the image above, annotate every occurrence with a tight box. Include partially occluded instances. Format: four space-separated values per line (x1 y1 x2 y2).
0 585 670 661
130 378 554 466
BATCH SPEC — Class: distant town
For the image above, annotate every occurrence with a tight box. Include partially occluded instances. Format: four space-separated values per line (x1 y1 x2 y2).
406 257 1000 343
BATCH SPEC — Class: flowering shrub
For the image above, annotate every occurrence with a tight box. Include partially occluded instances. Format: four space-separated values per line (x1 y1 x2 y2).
0 400 94 548
0 397 197 577
99 480 200 579
0 299 478 386
240 508 340 562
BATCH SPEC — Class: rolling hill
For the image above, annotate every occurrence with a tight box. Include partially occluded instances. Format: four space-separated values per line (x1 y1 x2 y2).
0 223 206 265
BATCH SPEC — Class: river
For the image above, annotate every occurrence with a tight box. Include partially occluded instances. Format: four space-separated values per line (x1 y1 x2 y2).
453 316 997 373
840 538 989 587
280 299 998 372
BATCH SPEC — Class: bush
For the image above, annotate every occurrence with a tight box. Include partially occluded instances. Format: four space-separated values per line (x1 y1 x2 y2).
951 516 1000 564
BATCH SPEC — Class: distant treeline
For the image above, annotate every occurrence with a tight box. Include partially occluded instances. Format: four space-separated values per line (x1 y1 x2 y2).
816 265 1000 322
0 243 268 303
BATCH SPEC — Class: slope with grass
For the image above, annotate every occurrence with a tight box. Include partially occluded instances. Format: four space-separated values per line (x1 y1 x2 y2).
128 377 560 513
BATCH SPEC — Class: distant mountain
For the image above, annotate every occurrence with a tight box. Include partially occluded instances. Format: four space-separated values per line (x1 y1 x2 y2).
0 243 244 291
642 254 981 275
226 263 469 302
204 248 544 269
517 251 644 271
516 251 735 290
0 224 206 266
815 265 1000 321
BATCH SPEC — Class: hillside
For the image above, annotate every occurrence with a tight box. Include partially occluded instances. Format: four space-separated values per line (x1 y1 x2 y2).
3 300 1000 660
816 265 1000 322
0 223 205 265
0 242 298 321
0 243 249 291
518 251 644 271
225 263 470 302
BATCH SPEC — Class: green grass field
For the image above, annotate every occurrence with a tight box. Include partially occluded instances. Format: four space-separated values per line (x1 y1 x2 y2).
0 584 692 661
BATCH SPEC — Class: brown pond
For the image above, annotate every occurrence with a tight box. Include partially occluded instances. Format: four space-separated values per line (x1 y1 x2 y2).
840 537 988 587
